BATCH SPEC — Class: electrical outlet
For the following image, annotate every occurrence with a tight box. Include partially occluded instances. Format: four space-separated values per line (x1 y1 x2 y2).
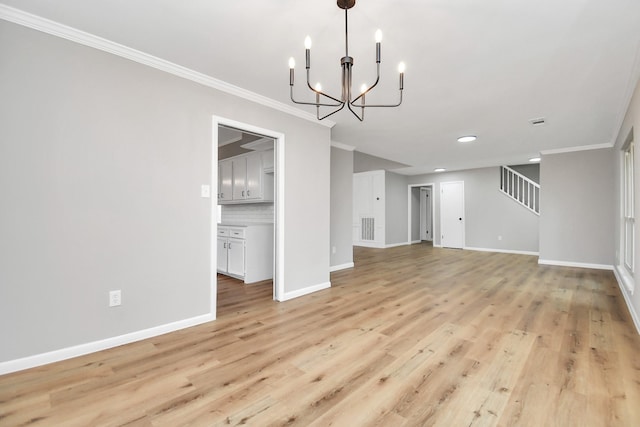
109 290 121 307
498 235 502 241
201 185 211 198
332 246 336 254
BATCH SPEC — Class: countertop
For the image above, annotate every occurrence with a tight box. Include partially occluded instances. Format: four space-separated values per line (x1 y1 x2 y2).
218 222 274 228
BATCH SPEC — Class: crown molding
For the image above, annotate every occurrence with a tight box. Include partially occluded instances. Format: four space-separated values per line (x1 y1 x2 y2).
331 141 356 151
540 142 613 156
0 4 335 129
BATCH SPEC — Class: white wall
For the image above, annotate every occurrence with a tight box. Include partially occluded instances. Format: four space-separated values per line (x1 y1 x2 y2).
353 151 407 173
539 149 614 267
0 20 331 366
330 146 354 269
407 167 539 253
385 171 408 246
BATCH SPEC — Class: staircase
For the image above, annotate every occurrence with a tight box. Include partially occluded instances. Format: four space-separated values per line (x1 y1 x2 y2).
500 166 539 215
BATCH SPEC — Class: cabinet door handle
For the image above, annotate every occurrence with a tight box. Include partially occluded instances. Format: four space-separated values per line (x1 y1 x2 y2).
223 242 226 249
247 190 250 196
228 243 231 249
242 190 245 197
221 192 224 199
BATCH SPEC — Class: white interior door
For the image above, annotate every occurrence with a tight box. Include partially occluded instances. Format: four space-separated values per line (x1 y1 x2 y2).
440 181 464 249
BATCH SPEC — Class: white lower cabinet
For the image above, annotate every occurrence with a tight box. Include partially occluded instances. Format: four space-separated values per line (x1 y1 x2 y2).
216 224 273 284
227 238 245 276
217 236 229 273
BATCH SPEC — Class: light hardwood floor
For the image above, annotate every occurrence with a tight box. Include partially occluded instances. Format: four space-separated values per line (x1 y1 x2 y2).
1 244 640 426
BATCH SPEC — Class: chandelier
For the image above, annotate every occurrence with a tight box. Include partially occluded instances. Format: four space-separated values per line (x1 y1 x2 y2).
288 0 405 121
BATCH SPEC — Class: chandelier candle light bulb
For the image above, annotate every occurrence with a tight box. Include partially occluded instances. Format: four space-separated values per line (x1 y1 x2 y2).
288 0 404 121
305 36 312 69
289 57 295 85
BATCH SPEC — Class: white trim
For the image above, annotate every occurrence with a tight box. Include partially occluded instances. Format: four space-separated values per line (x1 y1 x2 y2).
211 119 219 316
0 313 214 375
385 242 410 249
433 243 443 248
330 141 356 152
464 246 539 256
0 5 335 129
406 182 436 246
212 117 285 302
280 282 331 301
275 128 286 302
330 262 355 272
613 266 640 335
614 264 635 294
540 143 613 155
538 259 614 270
354 242 385 249
411 240 422 244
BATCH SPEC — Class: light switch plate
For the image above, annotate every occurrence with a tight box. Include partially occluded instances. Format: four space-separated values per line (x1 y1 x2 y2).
201 185 211 198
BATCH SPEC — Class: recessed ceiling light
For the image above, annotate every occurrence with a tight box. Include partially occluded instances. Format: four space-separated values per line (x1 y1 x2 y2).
434 168 446 172
529 157 541 162
457 135 477 143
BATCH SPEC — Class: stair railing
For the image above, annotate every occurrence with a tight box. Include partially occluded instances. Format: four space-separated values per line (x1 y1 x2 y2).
499 166 540 215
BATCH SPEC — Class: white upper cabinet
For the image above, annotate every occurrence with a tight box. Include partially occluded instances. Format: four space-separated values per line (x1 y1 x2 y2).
232 156 247 200
218 150 273 204
245 153 262 200
218 159 233 201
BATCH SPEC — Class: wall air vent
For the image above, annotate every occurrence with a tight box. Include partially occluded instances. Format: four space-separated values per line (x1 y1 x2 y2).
529 117 546 126
361 217 375 241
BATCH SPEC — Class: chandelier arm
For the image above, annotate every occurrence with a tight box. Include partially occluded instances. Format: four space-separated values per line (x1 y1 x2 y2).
350 90 403 108
351 64 381 104
317 103 347 121
290 97 343 108
305 69 344 104
346 101 365 122
290 86 343 107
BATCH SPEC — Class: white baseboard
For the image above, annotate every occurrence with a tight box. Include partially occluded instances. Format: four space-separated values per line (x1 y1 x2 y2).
385 242 410 249
354 242 385 249
0 313 215 375
433 243 442 248
612 266 640 335
538 259 613 270
410 240 422 244
330 262 354 272
279 281 331 302
465 246 539 256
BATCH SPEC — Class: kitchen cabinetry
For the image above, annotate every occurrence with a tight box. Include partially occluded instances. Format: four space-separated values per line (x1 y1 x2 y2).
218 159 233 202
216 224 273 284
218 150 273 204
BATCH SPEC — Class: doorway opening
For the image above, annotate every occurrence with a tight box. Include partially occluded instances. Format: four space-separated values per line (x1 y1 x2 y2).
211 117 285 319
407 182 435 246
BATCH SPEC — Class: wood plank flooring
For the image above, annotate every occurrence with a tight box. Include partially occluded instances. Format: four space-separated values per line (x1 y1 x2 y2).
1 244 640 426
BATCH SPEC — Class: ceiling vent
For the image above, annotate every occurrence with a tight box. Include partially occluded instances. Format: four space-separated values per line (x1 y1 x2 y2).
529 117 546 126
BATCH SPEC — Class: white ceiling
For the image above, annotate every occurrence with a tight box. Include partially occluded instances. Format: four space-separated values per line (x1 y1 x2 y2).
3 0 640 174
